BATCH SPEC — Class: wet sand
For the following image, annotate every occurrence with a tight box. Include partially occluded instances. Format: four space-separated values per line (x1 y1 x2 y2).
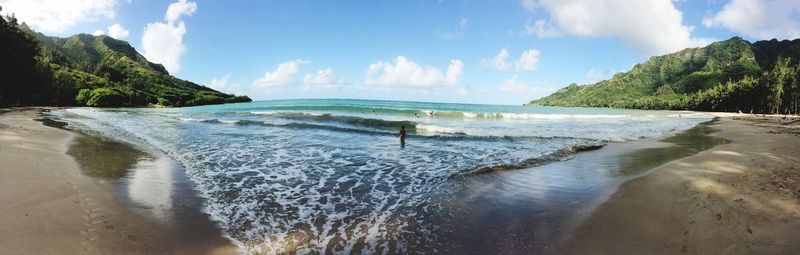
564 117 800 254
0 109 237 254
428 119 729 254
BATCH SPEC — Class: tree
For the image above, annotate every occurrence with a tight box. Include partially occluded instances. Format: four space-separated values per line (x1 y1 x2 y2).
766 58 792 113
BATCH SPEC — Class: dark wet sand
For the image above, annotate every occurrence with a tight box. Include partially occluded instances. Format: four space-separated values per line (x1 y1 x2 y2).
563 117 800 254
0 108 237 254
64 128 236 253
425 120 729 254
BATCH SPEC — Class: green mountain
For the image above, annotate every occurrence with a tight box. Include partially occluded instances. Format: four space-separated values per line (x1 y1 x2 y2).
0 12 250 107
531 37 800 114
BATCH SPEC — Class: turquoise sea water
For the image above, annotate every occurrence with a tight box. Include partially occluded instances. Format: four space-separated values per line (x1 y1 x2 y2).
52 99 712 253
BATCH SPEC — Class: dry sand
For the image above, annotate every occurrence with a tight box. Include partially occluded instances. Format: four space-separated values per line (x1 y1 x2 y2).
564 116 800 254
0 109 237 254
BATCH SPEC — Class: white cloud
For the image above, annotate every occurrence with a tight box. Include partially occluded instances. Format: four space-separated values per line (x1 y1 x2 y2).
141 22 187 73
210 74 230 91
365 56 463 87
303 68 344 90
521 19 560 37
209 74 242 95
498 75 535 94
482 48 512 70
515 49 541 71
446 59 464 85
702 0 800 40
303 68 334 86
0 0 118 33
250 60 342 91
106 23 129 39
586 68 615 83
530 0 713 55
165 0 197 22
141 0 197 74
252 60 309 88
482 48 541 71
520 0 537 12
93 23 129 39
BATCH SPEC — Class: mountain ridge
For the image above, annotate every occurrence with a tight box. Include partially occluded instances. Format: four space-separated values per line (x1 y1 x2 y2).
531 36 800 114
0 13 250 107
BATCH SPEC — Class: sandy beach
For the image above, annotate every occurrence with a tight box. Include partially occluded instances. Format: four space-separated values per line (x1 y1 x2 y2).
0 109 237 254
564 116 800 254
3 107 798 254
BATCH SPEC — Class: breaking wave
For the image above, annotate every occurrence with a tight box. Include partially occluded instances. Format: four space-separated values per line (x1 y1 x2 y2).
52 101 712 254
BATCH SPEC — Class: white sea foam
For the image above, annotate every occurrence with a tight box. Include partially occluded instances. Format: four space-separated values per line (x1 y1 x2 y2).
180 117 206 122
409 111 635 120
667 112 712 119
54 104 713 254
498 113 629 120
416 124 463 135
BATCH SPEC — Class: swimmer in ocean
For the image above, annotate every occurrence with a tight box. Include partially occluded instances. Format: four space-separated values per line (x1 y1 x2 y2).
399 125 406 148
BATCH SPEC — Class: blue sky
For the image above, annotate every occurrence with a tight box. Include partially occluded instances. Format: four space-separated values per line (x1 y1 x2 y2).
2 0 799 104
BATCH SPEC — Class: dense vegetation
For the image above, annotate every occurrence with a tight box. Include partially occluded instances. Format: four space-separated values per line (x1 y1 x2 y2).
531 37 800 114
0 8 250 107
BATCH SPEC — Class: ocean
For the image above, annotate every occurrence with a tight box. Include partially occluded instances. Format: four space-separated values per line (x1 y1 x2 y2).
51 99 713 254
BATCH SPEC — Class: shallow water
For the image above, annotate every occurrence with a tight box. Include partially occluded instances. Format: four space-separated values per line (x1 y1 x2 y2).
49 99 715 253
429 120 729 254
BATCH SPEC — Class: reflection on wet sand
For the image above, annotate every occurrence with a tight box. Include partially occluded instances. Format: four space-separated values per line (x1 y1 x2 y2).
113 149 233 250
125 155 175 221
427 119 728 254
66 134 149 179
617 119 729 176
38 116 235 253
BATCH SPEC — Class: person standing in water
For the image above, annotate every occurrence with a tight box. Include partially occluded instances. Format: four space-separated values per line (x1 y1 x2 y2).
399 126 406 148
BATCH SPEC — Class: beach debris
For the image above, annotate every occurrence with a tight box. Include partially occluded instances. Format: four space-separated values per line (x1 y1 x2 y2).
716 213 723 221
746 226 753 234
770 169 800 197
571 144 606 152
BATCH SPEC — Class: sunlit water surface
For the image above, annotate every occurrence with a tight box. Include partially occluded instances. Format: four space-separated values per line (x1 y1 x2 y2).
51 99 714 254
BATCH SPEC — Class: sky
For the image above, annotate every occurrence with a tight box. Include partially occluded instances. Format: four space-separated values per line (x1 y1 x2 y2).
1 0 799 105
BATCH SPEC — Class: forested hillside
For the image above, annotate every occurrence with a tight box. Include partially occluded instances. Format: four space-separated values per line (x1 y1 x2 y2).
0 8 250 107
531 37 800 114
